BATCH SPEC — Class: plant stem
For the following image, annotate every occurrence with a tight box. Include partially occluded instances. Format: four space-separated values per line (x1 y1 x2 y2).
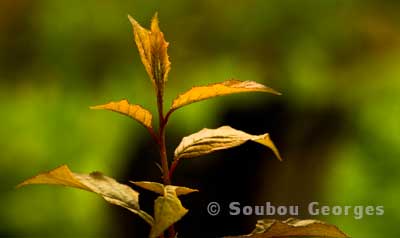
169 159 179 179
159 124 171 185
157 90 171 185
148 127 161 145
156 89 175 238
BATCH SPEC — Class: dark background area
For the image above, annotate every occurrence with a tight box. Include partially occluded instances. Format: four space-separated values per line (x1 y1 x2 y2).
1 0 399 237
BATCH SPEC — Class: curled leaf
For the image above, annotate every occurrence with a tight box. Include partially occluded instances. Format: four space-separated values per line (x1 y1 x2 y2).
17 165 154 225
128 13 170 94
90 99 153 130
224 218 349 238
131 181 198 196
170 80 280 112
174 125 282 161
150 186 189 238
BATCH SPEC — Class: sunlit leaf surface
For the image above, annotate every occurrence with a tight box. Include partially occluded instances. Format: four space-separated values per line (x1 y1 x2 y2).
170 80 280 112
90 99 153 130
131 181 198 196
17 165 154 225
128 13 170 94
224 218 349 238
150 186 189 238
174 125 282 161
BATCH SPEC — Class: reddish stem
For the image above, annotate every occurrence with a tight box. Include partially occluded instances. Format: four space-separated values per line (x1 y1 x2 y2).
158 124 171 185
156 89 175 238
169 159 179 180
147 127 160 145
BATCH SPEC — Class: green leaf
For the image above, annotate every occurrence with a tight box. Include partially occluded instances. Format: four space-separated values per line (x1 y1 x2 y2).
224 218 349 238
174 125 282 161
17 165 154 225
150 186 189 238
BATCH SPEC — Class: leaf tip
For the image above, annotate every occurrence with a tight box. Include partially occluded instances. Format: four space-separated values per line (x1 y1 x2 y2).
152 12 159 21
276 154 283 161
127 14 136 25
16 178 29 189
261 133 283 161
151 14 160 33
15 179 33 189
15 182 25 189
272 146 283 162
89 105 102 110
274 90 283 96
263 85 282 96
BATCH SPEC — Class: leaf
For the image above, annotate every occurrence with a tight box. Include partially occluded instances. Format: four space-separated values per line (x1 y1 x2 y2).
90 99 153 130
128 13 171 93
17 165 154 225
224 218 349 238
170 80 280 112
150 186 188 238
131 181 198 196
174 125 282 161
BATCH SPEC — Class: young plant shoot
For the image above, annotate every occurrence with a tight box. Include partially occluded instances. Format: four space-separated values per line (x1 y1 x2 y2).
18 13 348 238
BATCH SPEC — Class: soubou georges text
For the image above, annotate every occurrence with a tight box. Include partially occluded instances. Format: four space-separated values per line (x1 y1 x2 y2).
229 201 384 220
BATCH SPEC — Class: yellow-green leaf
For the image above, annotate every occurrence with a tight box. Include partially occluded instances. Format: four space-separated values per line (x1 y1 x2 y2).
128 13 171 93
170 80 280 112
174 125 282 161
90 99 153 130
131 181 198 196
17 165 154 225
224 218 349 238
150 186 189 238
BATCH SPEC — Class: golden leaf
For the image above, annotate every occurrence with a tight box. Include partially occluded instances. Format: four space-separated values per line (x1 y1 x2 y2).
128 13 171 94
174 125 282 161
90 99 153 130
131 181 198 196
224 218 349 238
170 80 280 112
150 186 188 238
17 165 154 225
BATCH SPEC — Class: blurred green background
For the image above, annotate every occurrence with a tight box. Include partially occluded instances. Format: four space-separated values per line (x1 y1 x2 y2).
1 0 399 237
